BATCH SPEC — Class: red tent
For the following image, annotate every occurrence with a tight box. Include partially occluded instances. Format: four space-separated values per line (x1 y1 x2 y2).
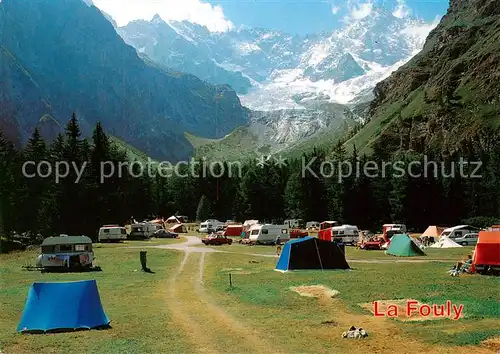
473 231 500 267
223 225 243 237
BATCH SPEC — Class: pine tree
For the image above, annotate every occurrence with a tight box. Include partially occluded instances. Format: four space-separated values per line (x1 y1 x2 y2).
87 122 113 232
22 128 48 237
284 172 307 219
0 130 19 240
60 114 88 234
196 195 212 222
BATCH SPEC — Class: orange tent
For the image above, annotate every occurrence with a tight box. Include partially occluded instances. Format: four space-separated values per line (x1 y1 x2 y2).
420 226 446 238
473 231 500 267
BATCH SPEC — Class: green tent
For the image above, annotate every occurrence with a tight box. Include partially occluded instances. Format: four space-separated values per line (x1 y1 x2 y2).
386 234 426 257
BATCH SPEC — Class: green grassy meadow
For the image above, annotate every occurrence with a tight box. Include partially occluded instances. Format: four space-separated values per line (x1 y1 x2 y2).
1 240 499 353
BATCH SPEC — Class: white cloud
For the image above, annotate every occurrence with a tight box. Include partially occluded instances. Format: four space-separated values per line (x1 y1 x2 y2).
342 0 373 22
331 6 340 15
392 0 411 19
92 0 233 32
350 1 373 20
400 15 441 51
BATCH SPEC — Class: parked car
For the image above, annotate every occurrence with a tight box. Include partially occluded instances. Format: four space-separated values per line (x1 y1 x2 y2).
290 229 308 238
153 229 179 239
454 233 479 246
360 239 385 250
202 235 233 245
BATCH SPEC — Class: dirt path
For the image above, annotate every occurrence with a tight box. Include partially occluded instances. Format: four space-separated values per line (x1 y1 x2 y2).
159 237 492 353
145 237 455 263
165 247 283 354
308 293 497 354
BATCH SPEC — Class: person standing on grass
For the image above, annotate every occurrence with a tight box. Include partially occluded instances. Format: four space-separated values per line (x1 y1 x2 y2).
275 235 281 257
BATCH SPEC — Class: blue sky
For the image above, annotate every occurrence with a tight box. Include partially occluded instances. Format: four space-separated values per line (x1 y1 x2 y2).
94 0 449 34
207 0 449 34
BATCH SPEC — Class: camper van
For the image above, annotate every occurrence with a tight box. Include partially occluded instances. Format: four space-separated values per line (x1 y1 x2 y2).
129 223 161 239
331 225 359 245
318 221 340 242
36 236 94 270
383 224 407 240
248 224 290 245
284 219 304 229
306 221 320 230
199 219 224 233
177 215 189 223
440 225 480 240
98 225 127 242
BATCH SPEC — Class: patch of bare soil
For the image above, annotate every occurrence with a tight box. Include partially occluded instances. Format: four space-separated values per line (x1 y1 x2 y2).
359 299 445 322
221 267 244 272
290 285 339 299
309 298 494 354
221 267 259 275
481 337 500 351
321 320 339 326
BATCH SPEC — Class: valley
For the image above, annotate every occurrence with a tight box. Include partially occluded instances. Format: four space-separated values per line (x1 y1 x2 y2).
1 2 499 353
115 5 438 159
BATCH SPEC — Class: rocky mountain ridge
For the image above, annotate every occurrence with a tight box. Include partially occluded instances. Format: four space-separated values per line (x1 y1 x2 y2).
0 0 248 161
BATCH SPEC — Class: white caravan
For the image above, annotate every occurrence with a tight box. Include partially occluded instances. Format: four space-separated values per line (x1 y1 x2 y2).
440 225 479 240
284 219 304 228
199 219 224 233
306 221 320 230
248 224 290 245
129 222 162 239
331 225 359 245
98 225 127 242
36 236 94 269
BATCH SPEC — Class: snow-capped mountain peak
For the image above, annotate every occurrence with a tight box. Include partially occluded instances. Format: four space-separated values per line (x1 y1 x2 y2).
151 13 163 25
111 6 439 152
117 8 438 110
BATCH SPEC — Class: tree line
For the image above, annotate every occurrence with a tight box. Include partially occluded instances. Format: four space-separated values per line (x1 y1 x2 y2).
1 114 499 244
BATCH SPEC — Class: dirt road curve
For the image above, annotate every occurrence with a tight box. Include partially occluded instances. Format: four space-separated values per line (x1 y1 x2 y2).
149 236 453 264
152 238 489 354
163 237 283 354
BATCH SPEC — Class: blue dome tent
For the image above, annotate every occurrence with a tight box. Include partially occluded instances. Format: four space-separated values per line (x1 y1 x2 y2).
17 280 110 333
275 236 350 272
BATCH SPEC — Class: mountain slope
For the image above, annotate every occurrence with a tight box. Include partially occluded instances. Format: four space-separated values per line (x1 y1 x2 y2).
0 0 247 161
115 7 437 156
118 8 437 110
344 0 500 155
186 102 359 161
119 15 253 94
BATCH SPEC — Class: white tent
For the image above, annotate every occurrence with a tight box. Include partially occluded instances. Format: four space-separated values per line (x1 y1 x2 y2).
430 236 463 248
243 220 258 227
411 237 426 250
166 216 181 224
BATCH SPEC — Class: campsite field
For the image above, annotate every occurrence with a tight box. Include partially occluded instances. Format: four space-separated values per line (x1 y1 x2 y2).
1 238 499 354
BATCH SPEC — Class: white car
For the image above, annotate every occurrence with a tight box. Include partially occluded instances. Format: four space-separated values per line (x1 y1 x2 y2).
454 233 478 246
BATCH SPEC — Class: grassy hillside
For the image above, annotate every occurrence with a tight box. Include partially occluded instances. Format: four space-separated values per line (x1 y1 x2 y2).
284 120 354 159
344 0 500 155
109 136 157 164
186 101 360 161
185 124 354 162
185 127 268 162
